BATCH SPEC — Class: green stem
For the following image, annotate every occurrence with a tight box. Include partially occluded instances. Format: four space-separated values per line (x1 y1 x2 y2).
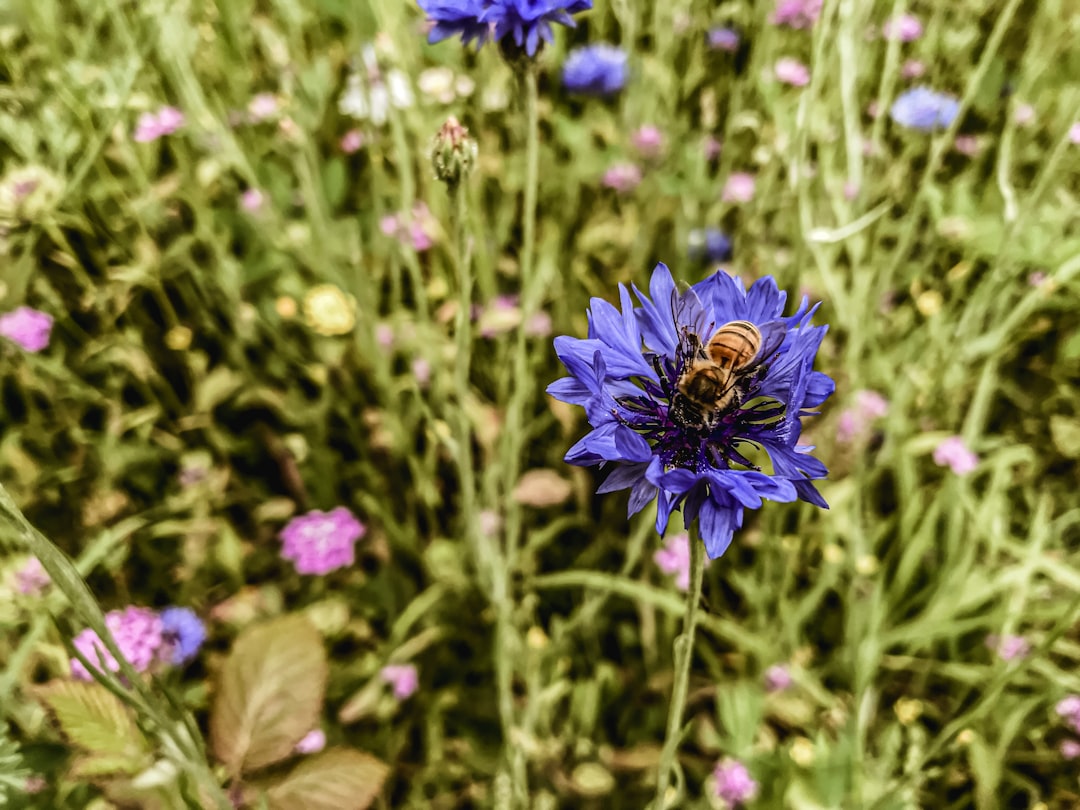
653 528 705 809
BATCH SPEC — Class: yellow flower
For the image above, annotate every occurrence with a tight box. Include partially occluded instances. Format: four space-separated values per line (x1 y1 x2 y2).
303 284 356 335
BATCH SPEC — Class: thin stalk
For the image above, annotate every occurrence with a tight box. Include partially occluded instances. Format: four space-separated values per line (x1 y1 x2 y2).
653 527 705 809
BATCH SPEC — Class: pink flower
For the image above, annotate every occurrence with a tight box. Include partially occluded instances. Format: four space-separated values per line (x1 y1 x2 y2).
1070 122 1080 145
375 323 395 348
134 106 185 142
0 307 54 352
240 188 265 213
713 758 758 807
901 59 926 80
843 181 859 201
294 729 327 754
412 357 431 387
341 129 365 153
654 533 695 590
764 664 793 693
954 135 981 156
525 311 553 338
381 203 436 252
15 558 49 595
883 14 923 42
771 0 821 28
602 162 643 193
933 436 978 475
1057 695 1080 723
775 58 810 87
71 607 164 681
1028 271 1047 287
631 125 664 158
837 389 888 443
985 633 1030 662
1062 740 1080 760
1013 103 1036 127
704 135 722 160
722 172 755 203
279 507 366 575
380 663 419 700
247 93 279 122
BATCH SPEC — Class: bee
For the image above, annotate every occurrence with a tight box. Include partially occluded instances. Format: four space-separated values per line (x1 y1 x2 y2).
665 288 785 432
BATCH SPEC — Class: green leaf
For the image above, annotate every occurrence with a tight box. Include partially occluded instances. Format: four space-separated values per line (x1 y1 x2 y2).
263 748 388 810
34 680 150 771
210 614 327 775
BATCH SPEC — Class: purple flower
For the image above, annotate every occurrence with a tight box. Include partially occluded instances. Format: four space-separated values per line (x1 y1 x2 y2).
0 307 53 352
602 162 643 193
688 228 733 263
159 607 206 665
562 43 628 96
1062 740 1080 760
280 507 366 575
933 436 978 475
775 57 810 87
631 125 664 158
418 0 593 57
722 172 756 203
71 607 163 681
764 664 793 693
890 87 960 131
771 0 821 28
15 557 50 595
380 663 419 700
707 27 740 52
713 758 758 807
882 13 923 42
546 263 833 559
134 106 185 142
294 729 327 754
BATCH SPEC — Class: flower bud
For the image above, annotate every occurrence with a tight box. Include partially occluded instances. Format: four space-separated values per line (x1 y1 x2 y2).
430 116 477 186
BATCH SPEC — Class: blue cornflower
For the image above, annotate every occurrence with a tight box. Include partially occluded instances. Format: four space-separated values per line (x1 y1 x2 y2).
159 607 206 665
706 27 740 52
562 44 628 96
688 228 733 263
547 263 833 559
890 87 960 131
418 0 593 57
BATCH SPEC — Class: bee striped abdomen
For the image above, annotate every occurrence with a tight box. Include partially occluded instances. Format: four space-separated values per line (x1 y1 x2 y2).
707 320 761 369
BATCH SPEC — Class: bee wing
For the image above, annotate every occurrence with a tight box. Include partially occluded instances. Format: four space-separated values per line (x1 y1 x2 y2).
752 320 788 365
670 283 712 359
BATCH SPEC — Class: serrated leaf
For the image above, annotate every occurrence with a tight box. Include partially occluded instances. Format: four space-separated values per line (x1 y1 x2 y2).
34 680 150 764
70 752 146 779
210 614 327 774
263 748 388 810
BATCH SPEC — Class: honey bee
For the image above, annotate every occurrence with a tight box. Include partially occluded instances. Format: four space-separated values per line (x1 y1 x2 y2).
665 288 785 431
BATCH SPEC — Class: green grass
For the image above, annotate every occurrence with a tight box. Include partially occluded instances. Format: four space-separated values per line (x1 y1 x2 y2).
2 0 1080 807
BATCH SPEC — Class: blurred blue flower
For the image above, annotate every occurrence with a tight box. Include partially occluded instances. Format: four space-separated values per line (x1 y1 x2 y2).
706 27 740 52
562 44 628 96
890 87 960 131
547 263 833 558
160 607 206 665
688 228 732 263
418 0 593 56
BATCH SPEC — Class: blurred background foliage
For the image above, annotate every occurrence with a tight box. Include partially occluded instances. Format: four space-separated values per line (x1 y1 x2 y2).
2 0 1080 807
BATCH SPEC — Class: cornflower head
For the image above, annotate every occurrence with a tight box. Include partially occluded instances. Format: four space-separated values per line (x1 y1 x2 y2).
159 607 206 665
562 43 628 97
890 87 960 132
70 607 163 681
707 27 740 52
547 263 833 559
418 0 593 57
280 507 366 575
688 228 733 263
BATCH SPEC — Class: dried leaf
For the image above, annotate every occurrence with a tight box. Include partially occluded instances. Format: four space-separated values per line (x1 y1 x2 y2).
263 748 388 810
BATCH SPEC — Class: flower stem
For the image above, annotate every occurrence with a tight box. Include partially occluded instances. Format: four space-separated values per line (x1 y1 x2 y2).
653 527 705 809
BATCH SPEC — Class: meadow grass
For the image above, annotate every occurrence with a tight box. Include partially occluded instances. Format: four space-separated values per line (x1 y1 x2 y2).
2 0 1080 807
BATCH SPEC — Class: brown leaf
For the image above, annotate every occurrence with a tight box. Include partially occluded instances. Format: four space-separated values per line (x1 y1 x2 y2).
263 748 389 810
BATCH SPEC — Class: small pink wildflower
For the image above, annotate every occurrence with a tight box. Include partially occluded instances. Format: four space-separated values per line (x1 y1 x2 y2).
654 533 699 591
1013 103 1036 127
954 135 981 156
375 323 395 348
986 633 1030 662
602 162 643 193
764 664 793 693
722 172 755 203
631 125 664 158
341 129 366 154
525 311 553 338
134 106 185 142
412 357 431 387
0 307 54 352
23 776 46 794
933 436 978 475
71 607 164 681
837 389 889 443
1028 271 1047 287
1070 122 1080 145
381 203 436 252
713 758 759 807
294 729 327 754
1057 695 1080 725
771 0 821 28
380 663 419 700
240 188 265 213
279 507 366 575
901 59 926 80
15 558 50 595
704 135 722 160
883 14 923 42
247 93 279 122
843 181 859 201
1062 740 1080 760
775 58 810 87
